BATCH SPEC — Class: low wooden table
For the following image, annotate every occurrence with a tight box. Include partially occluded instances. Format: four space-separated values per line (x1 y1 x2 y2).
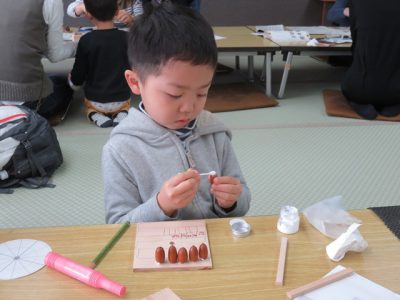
246 25 351 98
213 26 280 97
276 39 351 98
0 210 398 299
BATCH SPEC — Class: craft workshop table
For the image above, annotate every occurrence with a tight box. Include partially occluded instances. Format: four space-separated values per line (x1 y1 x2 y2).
213 26 280 97
58 26 279 98
0 209 399 300
246 25 352 98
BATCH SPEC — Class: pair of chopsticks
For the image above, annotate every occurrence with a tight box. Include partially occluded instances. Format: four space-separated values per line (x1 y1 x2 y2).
275 236 353 299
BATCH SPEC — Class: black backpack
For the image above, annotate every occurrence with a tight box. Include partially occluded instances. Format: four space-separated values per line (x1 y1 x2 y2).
0 105 63 193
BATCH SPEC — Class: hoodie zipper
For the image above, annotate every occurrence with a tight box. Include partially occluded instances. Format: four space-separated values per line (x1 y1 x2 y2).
183 137 196 168
185 148 196 168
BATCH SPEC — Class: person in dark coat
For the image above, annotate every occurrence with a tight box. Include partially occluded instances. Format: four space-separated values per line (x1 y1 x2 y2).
341 0 400 119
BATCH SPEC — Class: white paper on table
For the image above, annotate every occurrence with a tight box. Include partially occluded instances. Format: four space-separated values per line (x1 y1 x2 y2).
286 26 350 36
0 239 52 280
255 24 284 32
251 32 264 36
263 31 310 43
63 32 73 41
306 39 319 46
295 265 400 300
319 37 352 44
214 35 226 40
141 288 181 300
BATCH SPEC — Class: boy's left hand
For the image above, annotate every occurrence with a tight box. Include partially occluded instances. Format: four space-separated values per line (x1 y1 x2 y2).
210 176 242 209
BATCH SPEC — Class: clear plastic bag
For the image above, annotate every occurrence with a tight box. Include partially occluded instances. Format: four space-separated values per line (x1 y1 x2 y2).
303 195 361 239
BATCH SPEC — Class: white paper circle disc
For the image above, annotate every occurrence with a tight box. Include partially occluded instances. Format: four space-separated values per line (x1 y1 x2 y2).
0 239 52 280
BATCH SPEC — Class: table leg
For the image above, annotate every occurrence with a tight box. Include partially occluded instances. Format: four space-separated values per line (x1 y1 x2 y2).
266 52 272 97
278 51 293 99
248 56 254 82
235 55 240 69
260 55 266 82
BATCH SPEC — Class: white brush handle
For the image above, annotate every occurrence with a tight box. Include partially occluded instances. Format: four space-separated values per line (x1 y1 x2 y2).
199 171 216 176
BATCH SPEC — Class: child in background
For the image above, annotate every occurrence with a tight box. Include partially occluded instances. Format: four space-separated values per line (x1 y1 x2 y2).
102 1 251 223
69 0 131 127
67 0 143 26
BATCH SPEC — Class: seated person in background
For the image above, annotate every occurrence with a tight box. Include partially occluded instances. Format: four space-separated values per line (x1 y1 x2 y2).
0 0 76 125
327 0 350 27
67 0 143 26
341 0 400 119
102 1 251 223
69 0 131 128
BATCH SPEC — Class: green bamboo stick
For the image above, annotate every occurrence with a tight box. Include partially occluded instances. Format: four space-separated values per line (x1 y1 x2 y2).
89 221 130 269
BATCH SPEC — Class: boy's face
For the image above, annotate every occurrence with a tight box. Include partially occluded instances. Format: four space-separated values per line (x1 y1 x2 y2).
125 60 214 130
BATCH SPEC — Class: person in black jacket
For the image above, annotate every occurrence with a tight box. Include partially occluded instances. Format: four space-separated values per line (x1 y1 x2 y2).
341 0 400 120
69 0 131 128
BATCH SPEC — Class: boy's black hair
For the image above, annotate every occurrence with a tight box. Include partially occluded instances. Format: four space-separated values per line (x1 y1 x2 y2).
127 0 217 81
84 0 118 22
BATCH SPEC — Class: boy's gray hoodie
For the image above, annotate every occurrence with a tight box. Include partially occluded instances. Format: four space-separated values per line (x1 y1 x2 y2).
102 108 251 223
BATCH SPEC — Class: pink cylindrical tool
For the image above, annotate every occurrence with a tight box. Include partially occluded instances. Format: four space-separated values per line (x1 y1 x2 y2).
45 251 126 297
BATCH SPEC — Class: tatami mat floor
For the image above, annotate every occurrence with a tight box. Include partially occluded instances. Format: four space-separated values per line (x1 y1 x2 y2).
1 55 399 228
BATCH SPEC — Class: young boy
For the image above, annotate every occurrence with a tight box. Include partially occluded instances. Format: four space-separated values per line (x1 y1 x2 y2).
102 1 251 223
69 0 131 128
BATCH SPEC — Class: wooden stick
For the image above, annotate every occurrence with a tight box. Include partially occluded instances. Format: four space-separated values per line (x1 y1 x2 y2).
286 268 354 299
89 221 130 269
275 236 288 286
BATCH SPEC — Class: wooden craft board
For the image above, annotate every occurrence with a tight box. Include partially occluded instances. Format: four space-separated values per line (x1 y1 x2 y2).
133 220 212 271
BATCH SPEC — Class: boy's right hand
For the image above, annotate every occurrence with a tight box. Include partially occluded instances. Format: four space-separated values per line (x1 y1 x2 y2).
157 169 200 217
115 9 134 26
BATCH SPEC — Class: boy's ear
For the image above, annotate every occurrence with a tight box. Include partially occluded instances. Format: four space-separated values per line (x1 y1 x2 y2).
125 70 141 95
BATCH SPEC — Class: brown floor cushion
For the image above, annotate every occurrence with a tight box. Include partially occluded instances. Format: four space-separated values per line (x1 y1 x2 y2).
205 82 278 113
323 89 400 121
